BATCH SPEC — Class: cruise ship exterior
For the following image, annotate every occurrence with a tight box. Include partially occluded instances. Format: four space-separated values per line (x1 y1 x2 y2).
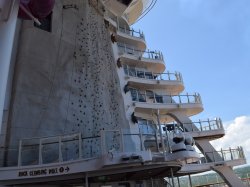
0 0 246 186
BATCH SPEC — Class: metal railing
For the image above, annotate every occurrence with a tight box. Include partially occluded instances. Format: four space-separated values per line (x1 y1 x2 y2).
118 27 145 39
124 65 183 82
1 133 102 167
118 43 164 61
0 129 195 167
165 118 224 133
198 147 245 164
129 89 202 104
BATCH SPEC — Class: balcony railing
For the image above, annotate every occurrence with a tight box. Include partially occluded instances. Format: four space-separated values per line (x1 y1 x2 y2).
118 27 145 39
0 129 198 167
165 118 224 133
129 89 202 104
118 43 164 61
198 147 245 164
124 65 183 82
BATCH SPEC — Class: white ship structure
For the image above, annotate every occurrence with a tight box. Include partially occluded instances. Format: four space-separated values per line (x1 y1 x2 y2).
0 0 246 186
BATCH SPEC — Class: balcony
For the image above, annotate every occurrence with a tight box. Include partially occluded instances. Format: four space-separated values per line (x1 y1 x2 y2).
179 147 246 174
102 0 133 16
124 65 184 94
129 89 203 118
0 130 187 184
118 43 165 73
116 27 146 51
165 118 225 140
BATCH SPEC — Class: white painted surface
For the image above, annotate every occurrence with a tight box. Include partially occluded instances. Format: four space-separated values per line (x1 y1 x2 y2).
0 0 18 134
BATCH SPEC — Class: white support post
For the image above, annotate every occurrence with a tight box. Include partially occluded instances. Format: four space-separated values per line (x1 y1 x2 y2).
0 0 19 134
85 172 89 187
59 136 63 162
157 110 165 153
17 140 22 167
79 133 82 159
39 139 42 164
120 129 124 152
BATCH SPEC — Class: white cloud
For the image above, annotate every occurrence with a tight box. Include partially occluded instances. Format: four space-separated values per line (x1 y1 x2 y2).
211 116 250 163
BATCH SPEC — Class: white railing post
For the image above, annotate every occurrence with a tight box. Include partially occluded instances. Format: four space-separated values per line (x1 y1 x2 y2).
212 150 216 162
208 119 211 130
199 119 203 131
139 131 144 151
167 71 170 80
187 93 190 103
178 95 181 103
59 136 63 162
120 129 124 152
18 140 22 166
101 130 105 155
79 133 82 159
221 148 224 161
39 139 42 164
229 147 233 160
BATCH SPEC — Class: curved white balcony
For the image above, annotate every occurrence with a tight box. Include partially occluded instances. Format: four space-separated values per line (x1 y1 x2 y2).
165 118 225 140
124 66 184 95
118 43 166 73
117 27 146 51
130 90 203 118
123 0 155 25
178 147 246 174
102 0 134 17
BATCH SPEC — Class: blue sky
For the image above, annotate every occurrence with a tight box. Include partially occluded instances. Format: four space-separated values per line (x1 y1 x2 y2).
133 0 250 122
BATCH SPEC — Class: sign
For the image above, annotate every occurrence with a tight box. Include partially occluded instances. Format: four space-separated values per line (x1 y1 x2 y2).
18 166 70 177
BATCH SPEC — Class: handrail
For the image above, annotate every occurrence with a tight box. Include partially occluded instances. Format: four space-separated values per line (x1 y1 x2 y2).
124 65 183 82
118 26 145 39
198 147 245 164
164 118 223 133
118 43 164 61
129 89 202 104
0 129 198 167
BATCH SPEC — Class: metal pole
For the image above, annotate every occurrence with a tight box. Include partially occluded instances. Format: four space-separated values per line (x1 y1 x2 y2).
188 175 192 187
156 110 165 153
171 168 175 187
177 176 180 187
85 172 89 187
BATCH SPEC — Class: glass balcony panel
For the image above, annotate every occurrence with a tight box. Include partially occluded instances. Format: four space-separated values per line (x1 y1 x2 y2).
21 139 39 166
42 142 59 164
61 138 78 162
81 137 101 159
104 131 121 153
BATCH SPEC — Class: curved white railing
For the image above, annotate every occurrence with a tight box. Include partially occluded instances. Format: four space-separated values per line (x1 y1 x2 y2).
118 26 145 40
124 65 183 82
164 118 224 133
129 89 202 104
118 43 164 61
0 129 199 167
199 147 245 164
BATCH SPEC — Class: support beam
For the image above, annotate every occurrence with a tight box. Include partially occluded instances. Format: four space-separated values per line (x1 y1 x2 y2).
212 166 245 187
169 111 245 187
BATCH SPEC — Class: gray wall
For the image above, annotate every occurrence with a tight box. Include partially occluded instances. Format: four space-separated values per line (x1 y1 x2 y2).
4 0 129 164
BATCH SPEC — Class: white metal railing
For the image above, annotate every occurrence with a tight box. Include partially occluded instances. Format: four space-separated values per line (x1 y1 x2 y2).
15 133 101 167
164 118 224 133
0 129 197 167
129 89 202 104
118 26 145 40
198 147 245 164
118 43 164 61
124 65 183 82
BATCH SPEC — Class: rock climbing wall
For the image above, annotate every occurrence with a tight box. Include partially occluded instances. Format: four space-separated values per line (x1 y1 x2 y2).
5 0 130 164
